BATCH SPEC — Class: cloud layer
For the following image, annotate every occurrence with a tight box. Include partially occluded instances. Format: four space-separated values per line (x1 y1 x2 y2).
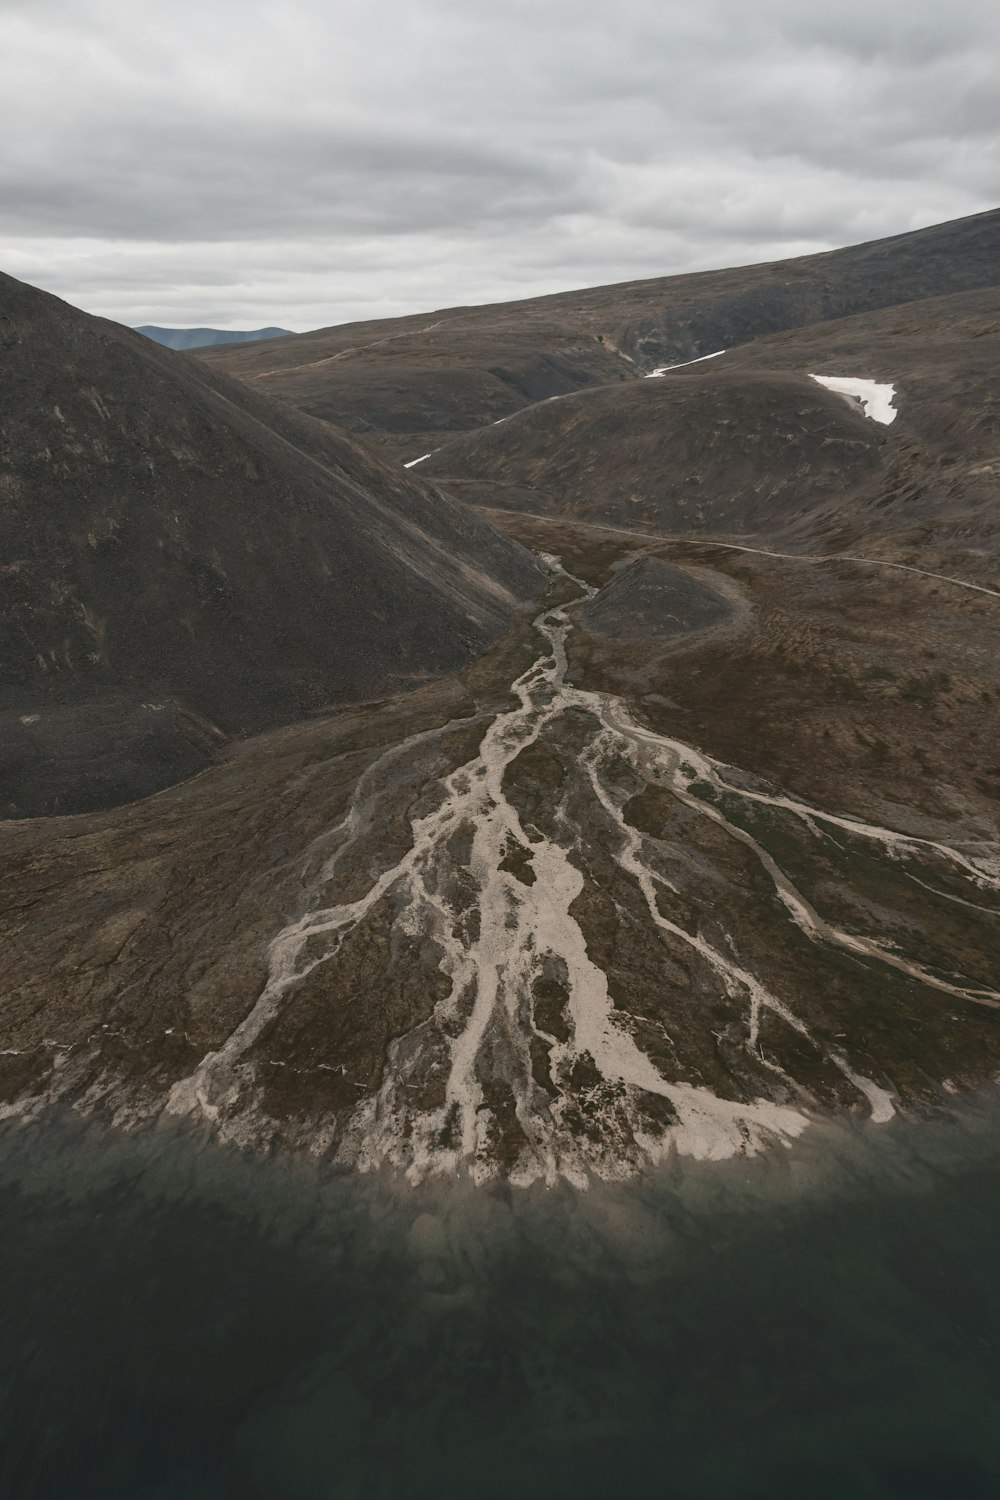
1 0 997 329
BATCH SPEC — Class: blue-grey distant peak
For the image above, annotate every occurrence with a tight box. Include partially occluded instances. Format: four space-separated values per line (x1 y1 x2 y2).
135 326 294 351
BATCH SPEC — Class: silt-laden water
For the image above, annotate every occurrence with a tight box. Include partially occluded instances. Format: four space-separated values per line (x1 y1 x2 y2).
1 1101 999 1499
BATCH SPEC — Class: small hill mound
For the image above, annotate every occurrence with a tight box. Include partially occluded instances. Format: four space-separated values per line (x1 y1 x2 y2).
423 371 887 537
682 285 1000 558
581 556 732 640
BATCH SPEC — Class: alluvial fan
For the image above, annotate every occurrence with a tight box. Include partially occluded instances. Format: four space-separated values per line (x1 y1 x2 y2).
152 559 1000 1184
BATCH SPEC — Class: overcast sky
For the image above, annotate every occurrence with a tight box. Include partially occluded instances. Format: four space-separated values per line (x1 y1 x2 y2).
1 0 997 331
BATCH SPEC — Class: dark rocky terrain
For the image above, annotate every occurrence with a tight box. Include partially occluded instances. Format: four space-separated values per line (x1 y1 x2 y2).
1 210 999 1182
421 370 890 535
690 286 1000 563
195 207 1000 459
0 273 545 816
421 282 1000 582
136 326 293 350
580 556 733 641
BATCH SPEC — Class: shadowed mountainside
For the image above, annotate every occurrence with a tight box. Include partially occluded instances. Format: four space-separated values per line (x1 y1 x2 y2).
0 272 545 817
195 207 1000 459
694 285 1000 558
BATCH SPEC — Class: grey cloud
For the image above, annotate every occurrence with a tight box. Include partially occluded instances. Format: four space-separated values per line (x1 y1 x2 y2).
768 0 998 61
0 0 997 328
0 125 583 242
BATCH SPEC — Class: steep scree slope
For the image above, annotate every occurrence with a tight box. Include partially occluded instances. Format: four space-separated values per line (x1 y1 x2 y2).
0 272 545 816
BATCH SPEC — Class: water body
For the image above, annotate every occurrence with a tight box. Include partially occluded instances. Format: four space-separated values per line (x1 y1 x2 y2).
2 1101 1000 1499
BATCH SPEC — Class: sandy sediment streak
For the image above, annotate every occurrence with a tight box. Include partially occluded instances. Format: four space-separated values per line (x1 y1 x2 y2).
160 557 1000 1182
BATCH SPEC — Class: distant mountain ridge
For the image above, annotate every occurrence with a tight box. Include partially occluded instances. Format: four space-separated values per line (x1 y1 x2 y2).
136 325 293 350
195 206 1000 459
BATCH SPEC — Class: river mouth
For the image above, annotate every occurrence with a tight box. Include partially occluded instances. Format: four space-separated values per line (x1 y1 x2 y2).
3 1097 1000 1499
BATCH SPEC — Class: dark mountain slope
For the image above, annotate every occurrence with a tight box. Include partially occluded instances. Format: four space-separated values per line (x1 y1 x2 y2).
0 272 545 817
421 370 889 536
694 285 1000 556
136 326 293 350
200 310 635 460
194 207 1000 458
421 283 1000 566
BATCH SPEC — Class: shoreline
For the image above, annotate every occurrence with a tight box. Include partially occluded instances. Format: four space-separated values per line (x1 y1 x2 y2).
4 1081 1000 1246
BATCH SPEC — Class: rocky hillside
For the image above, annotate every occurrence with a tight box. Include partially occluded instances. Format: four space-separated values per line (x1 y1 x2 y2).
419 283 1000 571
0 272 545 816
420 370 889 536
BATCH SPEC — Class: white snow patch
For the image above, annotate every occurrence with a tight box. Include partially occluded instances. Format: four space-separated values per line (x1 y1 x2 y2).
809 375 897 425
646 350 726 377
403 453 432 468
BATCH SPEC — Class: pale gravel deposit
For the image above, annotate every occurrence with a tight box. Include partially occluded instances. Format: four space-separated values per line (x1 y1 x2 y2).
161 559 999 1184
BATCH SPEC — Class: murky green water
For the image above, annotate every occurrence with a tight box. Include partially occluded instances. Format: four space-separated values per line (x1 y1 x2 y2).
2 1102 999 1498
